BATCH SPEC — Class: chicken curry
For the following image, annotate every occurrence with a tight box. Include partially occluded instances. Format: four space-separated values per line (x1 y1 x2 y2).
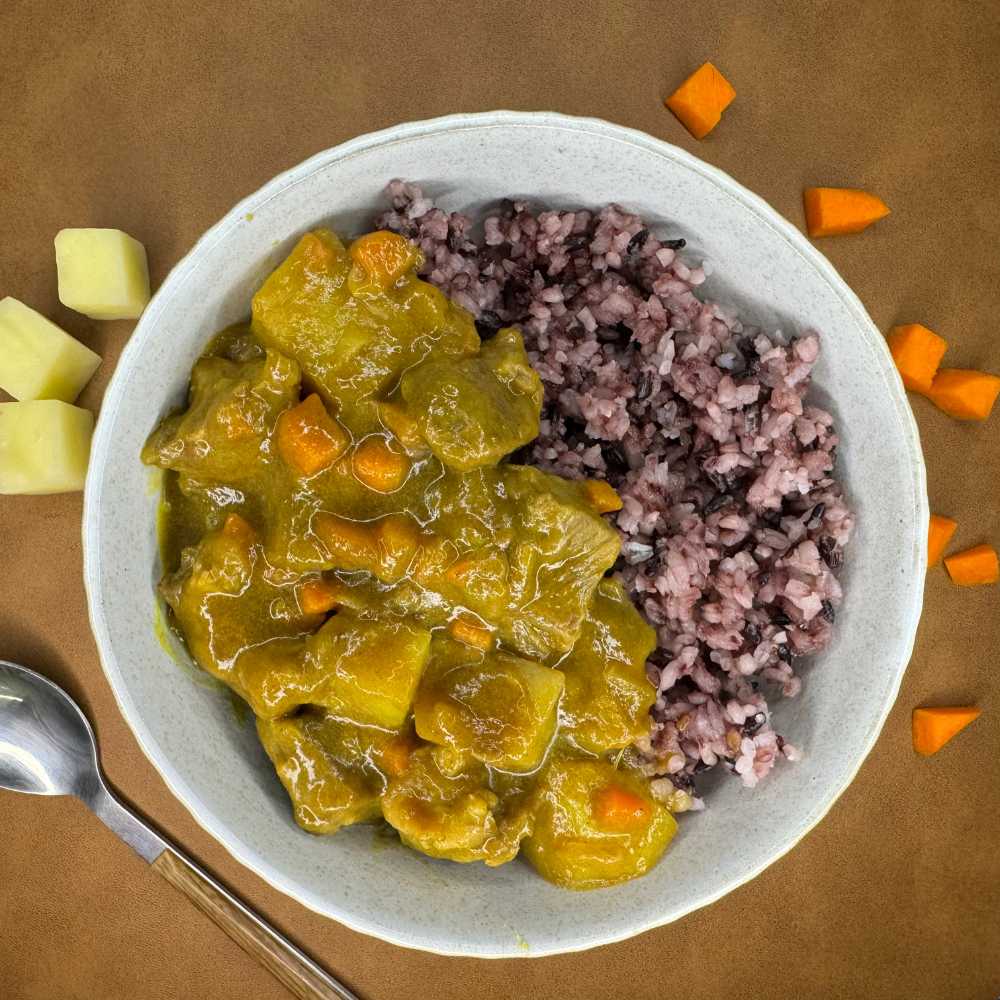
143 228 676 889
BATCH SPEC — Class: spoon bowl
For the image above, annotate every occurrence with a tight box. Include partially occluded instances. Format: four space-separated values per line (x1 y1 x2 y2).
0 657 360 999
0 660 101 800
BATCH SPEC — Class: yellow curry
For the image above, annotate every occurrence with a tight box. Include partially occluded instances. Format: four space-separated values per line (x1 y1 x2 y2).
143 229 676 889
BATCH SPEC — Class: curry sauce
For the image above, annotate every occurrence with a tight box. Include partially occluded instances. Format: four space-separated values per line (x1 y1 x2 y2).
143 229 676 888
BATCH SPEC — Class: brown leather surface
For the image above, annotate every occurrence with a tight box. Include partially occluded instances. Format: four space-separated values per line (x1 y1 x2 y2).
1 2 998 998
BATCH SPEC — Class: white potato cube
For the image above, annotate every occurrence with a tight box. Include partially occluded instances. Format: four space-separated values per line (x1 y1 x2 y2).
54 228 150 320
0 400 94 495
0 297 101 402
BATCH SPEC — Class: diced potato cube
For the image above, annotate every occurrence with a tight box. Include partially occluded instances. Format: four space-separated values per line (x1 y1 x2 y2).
54 228 150 320
522 756 677 889
313 613 432 728
257 709 397 834
414 638 564 772
499 466 621 660
0 400 94 494
560 578 657 754
0 297 101 402
381 746 531 865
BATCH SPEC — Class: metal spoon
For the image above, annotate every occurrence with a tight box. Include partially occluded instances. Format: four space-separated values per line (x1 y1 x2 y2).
0 659 361 1000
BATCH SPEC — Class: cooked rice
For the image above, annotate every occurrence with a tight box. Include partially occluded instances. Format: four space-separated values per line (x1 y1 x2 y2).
375 181 855 807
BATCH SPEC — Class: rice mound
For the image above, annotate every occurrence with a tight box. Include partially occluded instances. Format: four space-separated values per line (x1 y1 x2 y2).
375 181 855 809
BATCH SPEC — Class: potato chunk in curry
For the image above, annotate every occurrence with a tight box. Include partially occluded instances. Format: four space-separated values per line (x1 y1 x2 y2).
414 638 564 773
251 229 478 431
257 709 421 834
522 756 677 889
146 224 670 888
381 746 532 865
559 578 658 754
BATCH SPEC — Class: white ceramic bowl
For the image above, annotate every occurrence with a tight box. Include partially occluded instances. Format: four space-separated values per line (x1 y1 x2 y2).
83 111 927 957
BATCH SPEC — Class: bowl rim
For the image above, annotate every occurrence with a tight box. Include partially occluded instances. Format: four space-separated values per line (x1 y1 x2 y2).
82 109 928 957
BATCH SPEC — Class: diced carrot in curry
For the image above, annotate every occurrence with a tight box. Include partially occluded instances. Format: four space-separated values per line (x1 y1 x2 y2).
803 187 890 237
591 783 652 831
373 513 422 554
348 231 421 289
379 734 418 778
372 513 423 581
912 706 981 756
449 615 494 650
352 435 410 493
299 231 338 269
886 324 948 394
664 62 736 140
926 368 1000 421
312 512 379 570
583 479 623 514
944 543 999 586
275 393 349 477
297 577 344 615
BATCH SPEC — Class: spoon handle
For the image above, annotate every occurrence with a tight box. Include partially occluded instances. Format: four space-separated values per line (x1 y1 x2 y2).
89 783 360 1000
151 850 360 1000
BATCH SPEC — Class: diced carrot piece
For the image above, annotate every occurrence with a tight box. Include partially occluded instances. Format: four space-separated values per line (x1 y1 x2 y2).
927 514 958 567
380 734 418 778
352 436 410 493
803 188 890 237
312 512 378 571
926 368 1000 421
886 324 948 394
444 555 477 585
300 231 337 270
348 231 420 288
297 578 343 615
275 394 348 477
449 615 494 650
944 544 999 586
912 706 981 756
591 783 652 831
377 400 425 450
373 513 421 555
583 479 623 514
221 512 254 541
372 513 423 581
664 62 736 140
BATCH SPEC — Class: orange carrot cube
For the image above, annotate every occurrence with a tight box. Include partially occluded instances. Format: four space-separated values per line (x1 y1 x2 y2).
275 393 348 477
912 706 981 756
944 544 999 586
583 479 623 514
297 578 343 615
664 62 736 140
886 324 948 394
449 616 494 650
803 187 890 237
352 436 410 493
927 514 957 567
926 368 1000 421
591 783 652 831
349 231 420 288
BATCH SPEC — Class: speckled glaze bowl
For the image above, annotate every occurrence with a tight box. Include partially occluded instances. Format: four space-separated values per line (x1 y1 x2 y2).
83 111 927 957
